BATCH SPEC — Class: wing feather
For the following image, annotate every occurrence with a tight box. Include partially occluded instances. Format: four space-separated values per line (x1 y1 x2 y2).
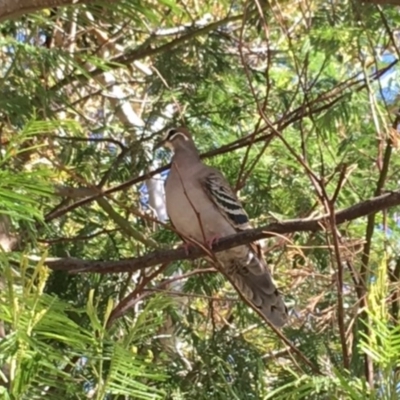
201 172 251 230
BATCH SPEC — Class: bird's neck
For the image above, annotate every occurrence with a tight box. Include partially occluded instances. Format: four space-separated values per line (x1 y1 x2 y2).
171 149 201 171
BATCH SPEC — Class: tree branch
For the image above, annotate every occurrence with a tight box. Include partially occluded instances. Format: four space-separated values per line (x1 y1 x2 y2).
363 0 400 4
49 12 249 93
0 0 120 22
43 189 400 273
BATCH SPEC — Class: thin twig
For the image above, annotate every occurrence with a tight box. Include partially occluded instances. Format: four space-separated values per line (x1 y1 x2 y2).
44 59 397 224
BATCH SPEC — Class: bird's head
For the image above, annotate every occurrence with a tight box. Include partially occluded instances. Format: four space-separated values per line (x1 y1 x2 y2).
155 127 197 154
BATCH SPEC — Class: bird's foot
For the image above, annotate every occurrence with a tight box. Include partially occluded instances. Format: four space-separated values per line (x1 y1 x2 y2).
178 236 221 255
179 242 196 256
206 235 221 249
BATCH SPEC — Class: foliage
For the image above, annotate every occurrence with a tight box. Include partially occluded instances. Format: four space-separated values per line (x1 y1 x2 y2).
0 0 400 398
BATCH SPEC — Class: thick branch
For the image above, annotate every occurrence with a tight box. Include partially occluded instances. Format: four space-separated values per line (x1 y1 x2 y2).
0 0 120 22
49 13 247 93
363 0 400 4
44 189 400 273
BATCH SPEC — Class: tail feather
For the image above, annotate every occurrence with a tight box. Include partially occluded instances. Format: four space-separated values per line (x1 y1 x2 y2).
231 269 288 327
218 246 288 327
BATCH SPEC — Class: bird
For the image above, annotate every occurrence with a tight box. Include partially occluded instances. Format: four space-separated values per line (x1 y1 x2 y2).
156 127 288 327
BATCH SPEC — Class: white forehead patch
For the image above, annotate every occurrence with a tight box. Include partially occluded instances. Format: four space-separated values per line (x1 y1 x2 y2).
166 128 188 142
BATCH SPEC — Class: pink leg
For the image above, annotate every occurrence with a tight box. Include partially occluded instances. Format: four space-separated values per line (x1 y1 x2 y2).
179 241 196 256
206 235 221 249
179 235 221 254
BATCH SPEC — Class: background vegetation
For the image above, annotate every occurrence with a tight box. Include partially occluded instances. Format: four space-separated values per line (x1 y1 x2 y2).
0 0 400 398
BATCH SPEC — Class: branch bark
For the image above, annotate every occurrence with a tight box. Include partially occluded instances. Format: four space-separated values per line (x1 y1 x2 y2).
363 0 400 4
49 12 249 93
43 189 400 273
0 0 120 22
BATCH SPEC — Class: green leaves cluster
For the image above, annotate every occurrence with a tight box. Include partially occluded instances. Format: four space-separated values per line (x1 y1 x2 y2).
0 0 400 398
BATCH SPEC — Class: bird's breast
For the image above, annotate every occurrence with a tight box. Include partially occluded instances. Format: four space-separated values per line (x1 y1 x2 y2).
165 171 236 243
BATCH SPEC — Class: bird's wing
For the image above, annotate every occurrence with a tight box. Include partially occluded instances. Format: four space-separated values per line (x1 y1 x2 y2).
200 170 251 231
199 170 288 327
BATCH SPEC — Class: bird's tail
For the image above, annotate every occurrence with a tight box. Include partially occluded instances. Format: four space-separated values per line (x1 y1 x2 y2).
219 246 288 327
231 268 288 327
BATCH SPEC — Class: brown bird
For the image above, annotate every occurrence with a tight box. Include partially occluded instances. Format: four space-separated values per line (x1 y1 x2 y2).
157 127 288 327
